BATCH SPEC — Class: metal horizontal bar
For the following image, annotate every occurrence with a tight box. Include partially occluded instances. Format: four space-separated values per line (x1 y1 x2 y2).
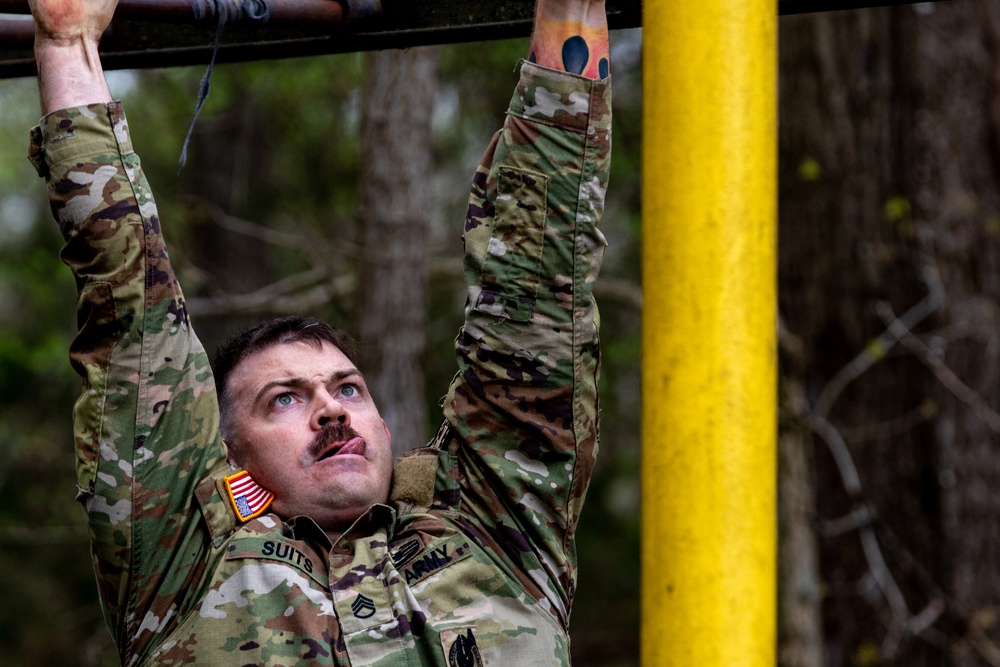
779 0 946 13
0 0 943 79
0 0 360 23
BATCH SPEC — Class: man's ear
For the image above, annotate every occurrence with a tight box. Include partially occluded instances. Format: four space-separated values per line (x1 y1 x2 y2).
224 437 244 469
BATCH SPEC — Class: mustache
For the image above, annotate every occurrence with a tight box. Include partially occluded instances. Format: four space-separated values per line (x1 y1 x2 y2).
310 421 363 458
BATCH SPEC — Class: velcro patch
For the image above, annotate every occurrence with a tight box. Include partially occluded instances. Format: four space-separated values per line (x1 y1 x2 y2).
390 452 438 507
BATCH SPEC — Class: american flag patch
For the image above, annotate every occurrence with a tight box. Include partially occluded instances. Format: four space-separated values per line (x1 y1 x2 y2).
224 471 275 522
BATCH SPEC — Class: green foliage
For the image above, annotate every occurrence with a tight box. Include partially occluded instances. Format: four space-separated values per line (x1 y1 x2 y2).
883 195 911 223
797 156 823 182
864 337 886 361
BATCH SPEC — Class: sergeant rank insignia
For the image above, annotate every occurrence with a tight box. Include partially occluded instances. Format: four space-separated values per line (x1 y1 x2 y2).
224 471 275 522
351 593 376 619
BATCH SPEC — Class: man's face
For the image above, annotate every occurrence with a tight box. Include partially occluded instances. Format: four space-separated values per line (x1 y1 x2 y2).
225 340 394 532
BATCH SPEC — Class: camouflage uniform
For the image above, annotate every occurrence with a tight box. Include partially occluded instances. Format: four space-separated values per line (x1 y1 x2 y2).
29 61 611 666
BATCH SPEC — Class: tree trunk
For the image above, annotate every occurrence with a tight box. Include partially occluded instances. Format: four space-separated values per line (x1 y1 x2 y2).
911 2 1000 663
779 6 940 665
357 46 441 457
779 379 825 667
779 2 1000 664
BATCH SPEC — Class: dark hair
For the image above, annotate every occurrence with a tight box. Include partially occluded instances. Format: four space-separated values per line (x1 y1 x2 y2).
213 316 358 446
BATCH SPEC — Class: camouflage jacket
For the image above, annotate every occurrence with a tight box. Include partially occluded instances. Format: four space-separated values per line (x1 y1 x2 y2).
29 61 610 667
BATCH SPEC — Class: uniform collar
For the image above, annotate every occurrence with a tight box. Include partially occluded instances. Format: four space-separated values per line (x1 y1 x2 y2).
286 503 397 554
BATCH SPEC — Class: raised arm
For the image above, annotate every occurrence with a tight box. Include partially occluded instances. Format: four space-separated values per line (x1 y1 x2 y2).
30 0 115 111
28 1 230 662
529 0 609 79
442 0 611 627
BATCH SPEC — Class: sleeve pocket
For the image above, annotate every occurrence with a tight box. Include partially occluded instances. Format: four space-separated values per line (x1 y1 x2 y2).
70 281 116 494
474 167 549 322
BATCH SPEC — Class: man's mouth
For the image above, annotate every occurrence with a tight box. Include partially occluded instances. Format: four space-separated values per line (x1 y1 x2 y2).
312 423 366 462
316 436 365 461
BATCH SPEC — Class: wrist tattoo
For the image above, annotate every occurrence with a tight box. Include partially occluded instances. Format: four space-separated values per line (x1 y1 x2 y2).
529 18 610 79
562 36 589 75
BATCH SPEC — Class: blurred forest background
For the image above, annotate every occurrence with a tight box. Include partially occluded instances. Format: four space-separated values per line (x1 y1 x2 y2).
2 1 1000 665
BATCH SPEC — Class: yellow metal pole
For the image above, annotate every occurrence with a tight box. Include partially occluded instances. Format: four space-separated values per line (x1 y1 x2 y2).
641 0 777 665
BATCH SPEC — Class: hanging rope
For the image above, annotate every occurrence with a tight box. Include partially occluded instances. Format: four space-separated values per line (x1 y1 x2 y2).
178 0 270 171
189 0 269 23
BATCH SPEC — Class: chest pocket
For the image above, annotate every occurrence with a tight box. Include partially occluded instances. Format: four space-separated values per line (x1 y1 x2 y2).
335 529 569 666
405 533 569 667
331 541 407 667
336 533 477 667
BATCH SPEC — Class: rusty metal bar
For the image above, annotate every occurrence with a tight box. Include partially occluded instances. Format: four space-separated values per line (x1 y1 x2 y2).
0 0 353 24
0 0 359 50
1 0 191 22
780 0 949 12
0 0 944 79
0 0 380 76
0 0 353 53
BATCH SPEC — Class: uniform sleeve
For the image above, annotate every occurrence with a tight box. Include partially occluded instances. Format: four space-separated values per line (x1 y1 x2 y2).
442 62 611 623
29 103 229 661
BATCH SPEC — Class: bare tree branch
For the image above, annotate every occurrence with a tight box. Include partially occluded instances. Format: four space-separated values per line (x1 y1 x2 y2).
595 276 643 312
788 256 949 654
967 623 1000 667
180 194 334 256
812 263 944 420
877 301 1000 434
839 400 936 443
186 271 356 317
820 505 874 537
184 250 644 319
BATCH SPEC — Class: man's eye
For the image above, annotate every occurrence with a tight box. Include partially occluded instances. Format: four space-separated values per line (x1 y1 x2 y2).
340 384 358 398
274 393 295 407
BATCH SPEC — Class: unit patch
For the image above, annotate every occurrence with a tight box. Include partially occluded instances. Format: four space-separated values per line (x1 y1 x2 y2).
447 628 484 667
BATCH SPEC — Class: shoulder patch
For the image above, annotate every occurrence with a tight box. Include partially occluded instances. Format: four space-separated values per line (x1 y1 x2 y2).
224 470 275 522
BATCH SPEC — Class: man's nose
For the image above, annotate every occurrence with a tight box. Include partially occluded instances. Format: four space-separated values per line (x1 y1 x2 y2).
312 388 349 429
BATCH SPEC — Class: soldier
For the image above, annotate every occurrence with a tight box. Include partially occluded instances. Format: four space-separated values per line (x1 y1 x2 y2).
27 0 611 663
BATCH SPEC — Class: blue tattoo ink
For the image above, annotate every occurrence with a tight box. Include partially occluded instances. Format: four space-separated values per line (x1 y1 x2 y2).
561 36 589 75
599 57 609 79
529 51 537 64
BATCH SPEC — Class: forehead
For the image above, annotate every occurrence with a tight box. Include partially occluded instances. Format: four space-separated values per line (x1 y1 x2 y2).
229 341 358 396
